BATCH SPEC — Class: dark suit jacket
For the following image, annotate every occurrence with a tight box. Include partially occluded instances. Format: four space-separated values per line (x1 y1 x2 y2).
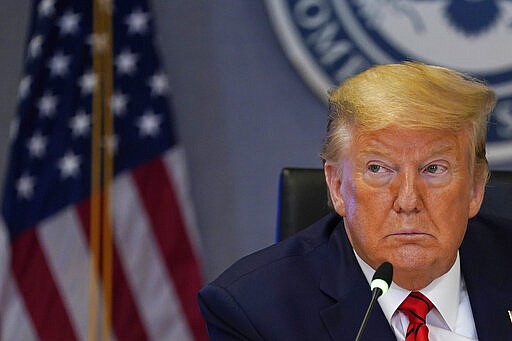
198 213 512 340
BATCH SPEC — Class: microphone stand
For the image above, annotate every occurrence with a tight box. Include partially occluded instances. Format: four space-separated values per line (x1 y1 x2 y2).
355 287 382 341
354 261 393 341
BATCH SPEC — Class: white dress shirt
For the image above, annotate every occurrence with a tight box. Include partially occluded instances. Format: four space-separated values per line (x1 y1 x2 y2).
355 251 478 340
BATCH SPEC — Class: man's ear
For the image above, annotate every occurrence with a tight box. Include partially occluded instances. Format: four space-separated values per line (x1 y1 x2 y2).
324 162 346 216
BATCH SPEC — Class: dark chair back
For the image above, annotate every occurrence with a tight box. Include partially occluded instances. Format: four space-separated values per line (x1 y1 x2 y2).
277 168 512 241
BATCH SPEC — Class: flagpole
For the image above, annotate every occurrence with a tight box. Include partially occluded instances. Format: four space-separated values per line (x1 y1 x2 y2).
89 0 102 336
101 0 114 339
90 0 114 340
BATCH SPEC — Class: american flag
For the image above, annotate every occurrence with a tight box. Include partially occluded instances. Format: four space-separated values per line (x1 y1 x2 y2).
0 0 208 339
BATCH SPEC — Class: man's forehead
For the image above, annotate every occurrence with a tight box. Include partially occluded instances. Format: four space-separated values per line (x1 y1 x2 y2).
358 142 457 155
351 128 466 157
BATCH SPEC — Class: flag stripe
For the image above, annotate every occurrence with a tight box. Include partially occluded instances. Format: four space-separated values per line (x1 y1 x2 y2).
163 148 201 254
37 207 91 341
75 198 150 341
132 155 208 340
0 275 37 341
11 228 77 340
114 170 193 340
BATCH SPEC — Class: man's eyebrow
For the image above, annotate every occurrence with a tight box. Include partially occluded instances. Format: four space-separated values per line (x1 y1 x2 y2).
358 147 388 156
427 145 456 156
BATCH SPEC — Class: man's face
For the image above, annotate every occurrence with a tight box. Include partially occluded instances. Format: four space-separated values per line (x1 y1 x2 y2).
325 127 486 289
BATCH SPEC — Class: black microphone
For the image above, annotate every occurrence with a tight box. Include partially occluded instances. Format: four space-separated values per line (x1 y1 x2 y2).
355 261 393 341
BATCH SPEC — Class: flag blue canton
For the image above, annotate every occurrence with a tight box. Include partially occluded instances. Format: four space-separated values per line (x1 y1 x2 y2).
2 0 176 239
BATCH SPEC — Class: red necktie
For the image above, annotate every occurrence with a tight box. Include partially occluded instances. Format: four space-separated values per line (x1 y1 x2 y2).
398 292 433 341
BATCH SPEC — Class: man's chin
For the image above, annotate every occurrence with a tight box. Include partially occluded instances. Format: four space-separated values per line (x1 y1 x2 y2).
386 247 438 273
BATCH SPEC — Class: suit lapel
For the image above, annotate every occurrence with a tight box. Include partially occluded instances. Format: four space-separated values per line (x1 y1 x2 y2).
319 222 396 340
319 293 395 341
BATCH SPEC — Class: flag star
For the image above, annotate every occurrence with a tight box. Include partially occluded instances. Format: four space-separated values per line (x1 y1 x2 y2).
38 0 55 17
18 75 32 99
48 52 71 77
16 174 35 200
28 35 44 60
37 92 58 117
58 10 81 35
125 9 150 34
136 110 162 137
26 132 47 158
110 92 128 116
78 71 97 95
69 110 91 137
148 72 169 96
115 49 138 75
58 151 81 179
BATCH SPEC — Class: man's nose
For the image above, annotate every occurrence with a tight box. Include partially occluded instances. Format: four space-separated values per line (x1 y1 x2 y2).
392 170 423 213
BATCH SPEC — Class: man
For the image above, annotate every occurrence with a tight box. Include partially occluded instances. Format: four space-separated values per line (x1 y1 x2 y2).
198 62 512 340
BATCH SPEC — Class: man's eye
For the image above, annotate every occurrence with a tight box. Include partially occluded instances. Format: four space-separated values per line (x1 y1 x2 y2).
426 165 438 173
424 164 447 174
368 164 383 173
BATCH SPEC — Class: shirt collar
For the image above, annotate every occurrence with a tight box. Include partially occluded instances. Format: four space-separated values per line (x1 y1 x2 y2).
354 251 461 331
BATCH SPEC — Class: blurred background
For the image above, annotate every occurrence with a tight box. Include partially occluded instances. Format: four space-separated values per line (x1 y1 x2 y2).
1 1 328 283
1 1 512 339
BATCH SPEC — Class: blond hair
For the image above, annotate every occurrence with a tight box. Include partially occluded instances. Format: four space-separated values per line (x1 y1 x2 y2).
321 62 496 177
